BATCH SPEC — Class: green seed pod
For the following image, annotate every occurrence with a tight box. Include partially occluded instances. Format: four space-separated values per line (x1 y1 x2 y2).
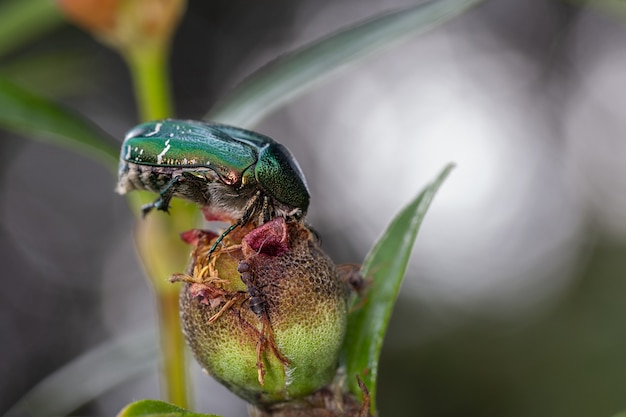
178 218 348 406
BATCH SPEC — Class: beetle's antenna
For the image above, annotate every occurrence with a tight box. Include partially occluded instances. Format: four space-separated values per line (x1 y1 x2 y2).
207 191 263 258
207 219 243 258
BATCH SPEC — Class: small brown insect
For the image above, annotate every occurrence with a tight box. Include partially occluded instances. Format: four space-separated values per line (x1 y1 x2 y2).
238 260 267 316
237 259 289 385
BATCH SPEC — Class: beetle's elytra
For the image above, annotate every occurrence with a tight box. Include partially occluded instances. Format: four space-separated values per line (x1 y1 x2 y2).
116 119 310 252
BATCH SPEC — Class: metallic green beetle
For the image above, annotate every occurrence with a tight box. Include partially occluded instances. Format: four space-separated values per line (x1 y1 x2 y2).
116 119 310 252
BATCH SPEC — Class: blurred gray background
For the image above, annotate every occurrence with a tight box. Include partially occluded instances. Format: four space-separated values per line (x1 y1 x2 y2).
2 0 626 416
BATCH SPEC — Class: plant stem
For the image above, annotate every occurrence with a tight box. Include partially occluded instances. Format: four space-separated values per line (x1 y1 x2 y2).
125 44 173 121
158 288 189 407
124 43 190 408
131 195 197 409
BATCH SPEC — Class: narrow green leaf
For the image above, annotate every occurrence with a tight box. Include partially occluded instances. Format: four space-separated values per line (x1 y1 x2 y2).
0 0 65 58
0 49 97 97
342 163 455 414
0 75 119 168
4 329 159 417
563 0 626 19
206 0 484 127
118 400 220 417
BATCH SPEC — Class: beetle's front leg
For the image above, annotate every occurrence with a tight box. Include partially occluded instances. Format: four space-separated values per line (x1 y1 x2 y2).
260 195 272 224
141 175 184 217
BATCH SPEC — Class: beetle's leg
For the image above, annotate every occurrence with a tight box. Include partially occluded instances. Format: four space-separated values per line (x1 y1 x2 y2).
230 307 267 385
141 172 209 217
238 190 263 226
260 196 272 224
207 191 263 257
141 175 184 217
261 311 290 366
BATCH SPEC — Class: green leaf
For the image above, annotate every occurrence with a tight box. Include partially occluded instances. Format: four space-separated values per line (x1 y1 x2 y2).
563 0 626 20
206 0 484 127
0 49 97 97
0 0 65 58
0 75 119 168
342 163 455 414
4 329 159 417
118 400 220 417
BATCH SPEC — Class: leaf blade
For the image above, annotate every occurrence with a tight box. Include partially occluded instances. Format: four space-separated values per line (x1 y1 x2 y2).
4 330 159 417
118 399 220 417
0 0 65 58
206 0 484 127
0 75 119 168
342 163 455 414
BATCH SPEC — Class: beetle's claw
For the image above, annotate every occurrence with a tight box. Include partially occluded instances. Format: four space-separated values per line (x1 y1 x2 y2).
140 203 155 218
141 198 170 218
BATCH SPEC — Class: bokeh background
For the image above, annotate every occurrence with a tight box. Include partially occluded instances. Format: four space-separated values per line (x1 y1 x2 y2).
2 0 626 416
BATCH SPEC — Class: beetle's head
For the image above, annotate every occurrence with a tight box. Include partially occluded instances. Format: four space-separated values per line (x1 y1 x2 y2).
255 143 310 215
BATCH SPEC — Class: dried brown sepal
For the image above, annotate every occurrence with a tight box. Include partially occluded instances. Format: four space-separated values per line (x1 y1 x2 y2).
170 231 243 310
249 376 373 417
207 293 240 324
354 376 371 417
336 264 367 295
170 273 229 308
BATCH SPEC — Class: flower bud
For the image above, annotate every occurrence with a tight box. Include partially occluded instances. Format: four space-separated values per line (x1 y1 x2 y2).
177 218 348 405
57 0 185 52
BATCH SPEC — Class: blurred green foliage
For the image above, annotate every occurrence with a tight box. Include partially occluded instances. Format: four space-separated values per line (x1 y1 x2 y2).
2 0 626 417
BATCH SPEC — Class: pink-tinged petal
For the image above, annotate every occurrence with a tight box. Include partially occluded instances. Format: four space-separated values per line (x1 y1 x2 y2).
180 229 218 246
243 218 289 257
201 206 235 222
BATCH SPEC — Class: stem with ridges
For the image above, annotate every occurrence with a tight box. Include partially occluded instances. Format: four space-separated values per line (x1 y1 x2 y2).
158 289 188 408
125 44 173 121
124 42 189 408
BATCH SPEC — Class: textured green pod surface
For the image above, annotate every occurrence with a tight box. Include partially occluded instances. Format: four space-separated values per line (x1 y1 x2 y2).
179 219 348 406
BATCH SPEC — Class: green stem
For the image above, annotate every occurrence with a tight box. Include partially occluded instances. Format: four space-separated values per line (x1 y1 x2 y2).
158 289 189 408
124 43 189 408
125 44 174 121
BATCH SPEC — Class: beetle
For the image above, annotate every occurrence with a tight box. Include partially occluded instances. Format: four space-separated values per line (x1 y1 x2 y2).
116 119 310 254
